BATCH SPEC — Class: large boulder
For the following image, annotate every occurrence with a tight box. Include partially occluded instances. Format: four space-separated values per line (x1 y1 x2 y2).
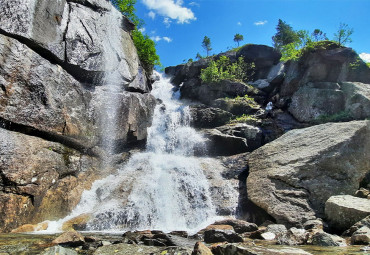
0 128 100 232
325 195 370 232
189 105 233 128
247 120 370 227
236 44 281 79
288 81 370 122
181 79 259 105
0 0 138 83
281 43 370 98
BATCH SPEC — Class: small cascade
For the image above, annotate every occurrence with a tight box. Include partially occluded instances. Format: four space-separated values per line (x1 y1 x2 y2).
47 73 217 234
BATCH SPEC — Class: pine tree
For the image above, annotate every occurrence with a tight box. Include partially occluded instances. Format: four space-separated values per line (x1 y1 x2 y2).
272 19 299 50
202 36 212 57
233 33 244 47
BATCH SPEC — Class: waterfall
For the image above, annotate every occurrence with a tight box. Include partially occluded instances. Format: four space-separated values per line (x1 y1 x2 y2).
46 73 217 234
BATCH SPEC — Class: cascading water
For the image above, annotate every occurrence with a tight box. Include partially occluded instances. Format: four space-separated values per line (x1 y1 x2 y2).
47 73 217 234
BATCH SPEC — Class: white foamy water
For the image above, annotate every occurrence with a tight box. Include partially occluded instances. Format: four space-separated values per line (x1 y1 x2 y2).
45 73 217 234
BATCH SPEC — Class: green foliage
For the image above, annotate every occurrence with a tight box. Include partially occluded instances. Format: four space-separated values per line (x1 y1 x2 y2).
367 62 370 68
226 94 258 107
334 23 354 46
314 111 352 123
200 56 255 83
112 0 160 74
202 36 212 57
272 19 299 50
196 52 203 60
132 30 161 74
312 29 327 42
229 114 258 124
111 0 143 27
233 33 244 47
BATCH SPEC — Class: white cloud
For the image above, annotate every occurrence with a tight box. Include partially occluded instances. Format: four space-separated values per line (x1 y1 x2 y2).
150 35 173 43
163 17 172 28
138 27 146 33
189 1 200 7
359 53 370 63
148 11 156 19
254 20 268 26
141 0 196 24
163 36 173 42
151 36 162 42
237 21 242 26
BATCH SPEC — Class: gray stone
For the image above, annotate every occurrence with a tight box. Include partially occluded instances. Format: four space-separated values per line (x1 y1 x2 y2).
214 219 258 234
0 128 100 232
325 195 370 232
311 232 347 247
303 219 323 230
288 86 345 122
216 124 263 152
41 246 78 255
204 229 243 243
211 244 312 255
278 228 308 245
189 105 233 128
351 226 370 245
266 224 287 236
267 62 285 84
248 121 370 227
341 82 370 120
343 216 370 236
201 129 248 156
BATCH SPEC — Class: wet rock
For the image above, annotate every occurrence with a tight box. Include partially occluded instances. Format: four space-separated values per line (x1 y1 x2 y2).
41 246 78 255
62 214 91 231
0 128 100 232
261 232 276 240
189 105 233 128
325 195 370 232
10 222 48 233
303 220 323 231
351 226 370 245
355 188 370 198
93 243 191 255
311 231 347 247
211 243 312 255
204 225 234 231
266 224 287 236
278 228 309 245
343 216 370 236
214 219 258 234
248 121 370 228
52 231 85 246
204 229 243 243
202 129 248 156
192 241 212 255
216 124 263 152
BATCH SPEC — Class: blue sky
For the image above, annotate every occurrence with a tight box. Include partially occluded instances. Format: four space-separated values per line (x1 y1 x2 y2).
134 0 370 68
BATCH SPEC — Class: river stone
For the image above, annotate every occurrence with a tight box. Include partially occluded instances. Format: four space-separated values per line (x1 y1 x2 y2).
351 226 370 245
192 241 212 255
325 195 370 232
343 216 370 236
93 243 191 255
204 229 243 243
214 219 258 234
311 232 347 247
211 244 312 255
247 120 370 228
52 231 85 246
266 224 287 236
41 246 78 255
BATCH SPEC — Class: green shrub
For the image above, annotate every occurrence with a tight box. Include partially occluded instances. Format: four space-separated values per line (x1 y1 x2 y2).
367 62 370 68
200 56 255 83
226 94 258 106
112 0 160 74
229 114 258 124
314 111 352 123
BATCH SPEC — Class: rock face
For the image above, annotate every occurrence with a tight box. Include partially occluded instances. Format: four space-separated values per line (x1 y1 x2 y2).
247 121 370 228
0 0 156 232
288 81 370 122
325 195 370 232
0 128 100 232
